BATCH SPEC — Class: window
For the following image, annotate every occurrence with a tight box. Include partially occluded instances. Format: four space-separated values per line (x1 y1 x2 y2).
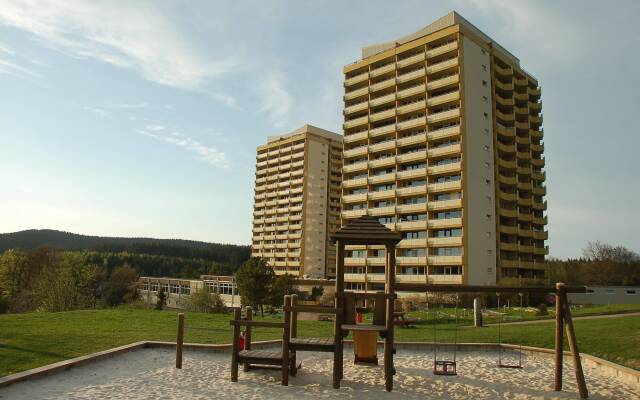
434 247 462 256
482 80 487 86
482 64 487 71
403 231 426 239
626 290 637 295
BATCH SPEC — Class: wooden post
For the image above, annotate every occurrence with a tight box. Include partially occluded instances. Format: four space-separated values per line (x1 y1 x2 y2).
231 308 241 382
384 243 395 392
333 240 345 389
563 293 589 399
243 306 253 372
282 295 291 386
290 294 298 377
175 313 185 369
554 282 565 391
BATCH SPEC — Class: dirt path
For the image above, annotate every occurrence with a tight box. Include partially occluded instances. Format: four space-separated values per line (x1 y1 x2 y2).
481 311 640 327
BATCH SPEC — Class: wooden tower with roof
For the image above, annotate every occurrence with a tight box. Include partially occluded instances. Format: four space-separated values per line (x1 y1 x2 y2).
330 215 402 391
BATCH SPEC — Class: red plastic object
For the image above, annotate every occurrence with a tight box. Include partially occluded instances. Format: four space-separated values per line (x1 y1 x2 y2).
356 312 363 323
239 332 245 350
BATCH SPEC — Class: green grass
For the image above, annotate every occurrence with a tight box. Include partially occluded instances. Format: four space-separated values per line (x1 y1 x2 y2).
0 306 638 377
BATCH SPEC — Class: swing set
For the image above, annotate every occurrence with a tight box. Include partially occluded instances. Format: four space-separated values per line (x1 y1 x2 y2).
413 283 589 399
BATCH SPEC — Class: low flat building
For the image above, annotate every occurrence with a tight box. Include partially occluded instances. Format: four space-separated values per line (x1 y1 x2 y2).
137 276 239 308
568 286 640 305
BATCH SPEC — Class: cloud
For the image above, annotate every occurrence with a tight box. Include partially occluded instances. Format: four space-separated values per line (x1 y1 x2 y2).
80 105 110 118
0 42 40 77
0 0 239 103
110 101 150 109
257 72 293 127
138 126 229 168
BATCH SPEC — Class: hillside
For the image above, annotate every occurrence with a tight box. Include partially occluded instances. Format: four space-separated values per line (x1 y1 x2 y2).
0 229 250 268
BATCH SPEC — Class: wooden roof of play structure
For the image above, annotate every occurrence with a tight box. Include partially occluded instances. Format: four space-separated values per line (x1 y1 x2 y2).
330 216 402 245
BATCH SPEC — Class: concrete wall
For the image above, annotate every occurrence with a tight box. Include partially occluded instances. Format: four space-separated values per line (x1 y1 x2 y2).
568 286 640 305
462 35 497 285
302 137 330 278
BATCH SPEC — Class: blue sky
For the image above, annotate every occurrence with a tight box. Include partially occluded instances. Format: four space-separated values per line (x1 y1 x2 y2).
1 0 639 258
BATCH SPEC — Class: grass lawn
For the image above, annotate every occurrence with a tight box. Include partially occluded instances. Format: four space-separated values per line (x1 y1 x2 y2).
1 306 638 377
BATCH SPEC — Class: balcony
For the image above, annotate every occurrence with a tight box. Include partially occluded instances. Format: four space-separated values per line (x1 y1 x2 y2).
370 92 396 107
369 139 396 153
530 115 543 125
344 101 368 115
428 274 463 284
534 246 549 255
494 64 513 76
344 273 366 282
397 99 426 115
515 121 529 130
427 74 459 91
428 198 462 211
367 273 385 282
427 90 460 107
500 225 518 235
370 62 395 77
343 161 368 173
533 230 548 240
397 256 427 265
345 71 369 86
500 208 517 218
396 150 427 163
531 129 543 140
428 180 461 192
344 86 369 101
397 132 427 147
371 77 396 92
517 151 531 160
428 236 463 246
344 130 368 144
397 68 425 84
498 158 516 169
345 257 366 266
369 172 396 184
370 108 396 123
398 238 428 248
529 101 542 113
428 217 462 229
397 274 428 283
428 125 460 141
533 216 547 225
397 52 426 68
428 108 460 124
396 184 427 196
397 116 426 130
343 192 367 203
514 77 527 87
528 86 541 97
496 124 515 138
396 167 426 180
397 84 426 99
532 200 548 211
342 209 367 219
500 242 519 251
532 186 546 196
531 157 545 167
369 188 396 200
343 177 368 188
369 123 396 138
343 145 368 158
343 115 368 130
496 110 514 122
498 190 518 201
396 202 427 213
368 205 396 216
428 256 462 265
518 197 532 206
514 106 528 115
495 80 514 91
498 175 517 185
497 142 515 153
531 143 544 153
369 156 396 168
426 57 458 74
427 41 458 58
396 220 427 230
428 161 461 175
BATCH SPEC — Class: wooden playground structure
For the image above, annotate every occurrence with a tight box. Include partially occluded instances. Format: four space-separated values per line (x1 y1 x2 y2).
175 217 590 398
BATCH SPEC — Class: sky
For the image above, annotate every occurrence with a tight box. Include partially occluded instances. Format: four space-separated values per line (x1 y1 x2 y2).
1 0 639 258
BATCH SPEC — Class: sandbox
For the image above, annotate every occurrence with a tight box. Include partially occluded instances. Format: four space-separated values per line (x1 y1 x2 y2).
0 345 638 400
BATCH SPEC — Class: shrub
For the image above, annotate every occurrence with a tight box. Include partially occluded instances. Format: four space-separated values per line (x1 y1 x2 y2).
155 288 167 310
188 289 226 313
536 303 548 316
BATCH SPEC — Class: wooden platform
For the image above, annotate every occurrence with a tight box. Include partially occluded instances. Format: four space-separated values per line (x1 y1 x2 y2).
238 350 283 366
341 324 387 332
289 337 335 352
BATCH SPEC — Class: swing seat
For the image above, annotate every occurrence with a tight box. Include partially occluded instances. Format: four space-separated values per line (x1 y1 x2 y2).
498 363 523 369
433 360 457 376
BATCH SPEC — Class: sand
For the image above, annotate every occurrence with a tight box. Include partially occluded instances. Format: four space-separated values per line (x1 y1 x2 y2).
0 347 638 399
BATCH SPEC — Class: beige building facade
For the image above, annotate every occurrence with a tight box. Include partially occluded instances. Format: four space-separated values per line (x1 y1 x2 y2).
340 12 547 289
251 125 342 278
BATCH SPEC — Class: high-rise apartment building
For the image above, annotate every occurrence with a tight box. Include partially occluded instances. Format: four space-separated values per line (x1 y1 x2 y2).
251 125 343 278
340 12 547 288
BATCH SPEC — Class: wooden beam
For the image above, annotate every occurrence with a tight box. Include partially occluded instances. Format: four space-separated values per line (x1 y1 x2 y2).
554 282 565 391
230 308 241 382
229 321 286 328
563 293 589 399
282 295 291 386
333 240 345 389
175 313 184 369
243 307 252 372
289 294 298 377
